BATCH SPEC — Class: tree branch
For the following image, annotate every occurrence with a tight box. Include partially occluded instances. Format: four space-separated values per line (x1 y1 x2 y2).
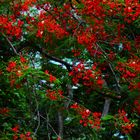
38 48 72 72
2 34 19 56
101 98 111 118
95 43 122 117
40 114 60 138
96 43 121 94
58 110 63 139
65 84 73 109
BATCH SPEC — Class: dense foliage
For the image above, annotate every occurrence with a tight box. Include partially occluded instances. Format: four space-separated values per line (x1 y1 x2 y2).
0 0 140 139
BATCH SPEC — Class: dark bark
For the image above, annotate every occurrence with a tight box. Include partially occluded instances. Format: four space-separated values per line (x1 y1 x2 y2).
58 111 63 139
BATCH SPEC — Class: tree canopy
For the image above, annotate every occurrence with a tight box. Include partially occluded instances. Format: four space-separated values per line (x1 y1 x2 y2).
0 0 140 139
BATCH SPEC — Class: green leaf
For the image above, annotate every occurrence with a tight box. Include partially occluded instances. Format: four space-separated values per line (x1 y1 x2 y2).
101 115 114 121
126 134 133 140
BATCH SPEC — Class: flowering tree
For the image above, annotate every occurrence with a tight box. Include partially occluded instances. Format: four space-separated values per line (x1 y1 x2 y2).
0 0 140 139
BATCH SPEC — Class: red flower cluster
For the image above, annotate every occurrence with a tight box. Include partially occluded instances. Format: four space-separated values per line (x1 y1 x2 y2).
134 96 140 115
123 0 140 23
69 63 104 89
20 132 32 140
98 0 140 23
46 89 63 101
70 102 79 109
71 49 81 57
6 57 28 87
0 16 23 38
12 125 19 133
80 111 101 129
116 59 140 84
81 0 105 18
71 103 101 129
6 61 17 72
20 56 27 63
13 0 37 12
115 110 135 134
77 29 96 46
0 107 10 116
46 89 58 100
0 70 2 75
36 14 68 40
91 112 102 129
79 109 91 127
45 70 57 83
12 125 32 140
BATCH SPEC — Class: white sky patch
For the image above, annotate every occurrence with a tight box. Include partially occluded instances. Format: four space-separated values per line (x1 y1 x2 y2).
49 60 67 69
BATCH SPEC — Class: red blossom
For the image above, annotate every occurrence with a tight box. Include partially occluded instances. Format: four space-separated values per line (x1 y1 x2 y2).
20 56 27 63
70 103 79 109
7 61 16 72
46 89 63 100
45 70 49 74
96 78 104 88
92 112 101 118
116 110 135 134
20 134 25 139
49 75 56 83
12 125 19 133
13 135 18 140
0 107 10 115
134 96 140 115
10 79 16 87
20 133 32 140
0 70 3 75
121 123 135 134
57 136 61 140
26 132 31 137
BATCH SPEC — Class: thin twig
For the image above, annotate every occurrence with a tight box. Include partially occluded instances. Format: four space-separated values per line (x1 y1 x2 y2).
58 111 63 139
96 43 121 93
40 115 60 138
2 33 19 55
34 110 41 135
30 72 41 136
94 44 99 57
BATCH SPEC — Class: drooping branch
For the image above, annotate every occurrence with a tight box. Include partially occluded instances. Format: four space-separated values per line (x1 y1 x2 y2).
2 33 19 56
38 48 72 72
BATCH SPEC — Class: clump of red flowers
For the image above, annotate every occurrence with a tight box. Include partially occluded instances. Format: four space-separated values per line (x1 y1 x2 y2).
12 125 19 133
115 109 135 134
0 107 10 116
116 58 140 91
36 14 68 40
45 70 57 83
6 56 28 87
69 62 104 89
46 89 63 101
0 16 23 38
12 125 32 140
134 96 140 115
6 61 17 72
20 132 32 140
71 103 101 129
